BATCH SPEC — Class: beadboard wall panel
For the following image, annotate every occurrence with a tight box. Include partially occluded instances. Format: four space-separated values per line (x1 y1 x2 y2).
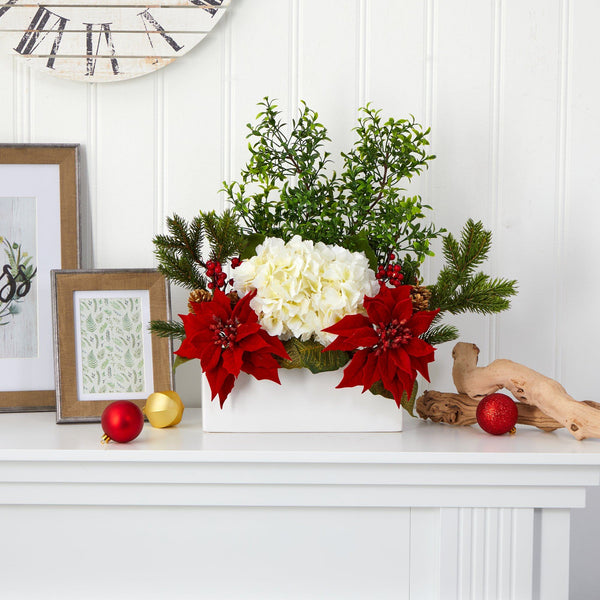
229 0 292 186
494 0 562 377
427 0 494 378
563 0 600 399
0 1 599 597
298 0 359 152
562 5 600 594
94 78 159 267
0 59 14 140
163 34 224 217
366 0 426 116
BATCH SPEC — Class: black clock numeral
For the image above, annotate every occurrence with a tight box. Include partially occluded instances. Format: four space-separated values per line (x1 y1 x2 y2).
0 0 18 21
189 0 224 18
139 10 184 54
85 23 119 77
14 7 68 70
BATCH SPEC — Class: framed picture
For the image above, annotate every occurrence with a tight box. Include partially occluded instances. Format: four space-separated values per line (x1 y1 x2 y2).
0 144 80 412
52 269 173 423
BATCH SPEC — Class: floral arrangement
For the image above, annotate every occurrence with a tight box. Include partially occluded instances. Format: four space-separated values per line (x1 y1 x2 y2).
152 99 517 413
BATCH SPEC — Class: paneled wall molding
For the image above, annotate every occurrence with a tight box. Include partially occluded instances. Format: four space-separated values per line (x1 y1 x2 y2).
553 0 572 382
488 0 504 363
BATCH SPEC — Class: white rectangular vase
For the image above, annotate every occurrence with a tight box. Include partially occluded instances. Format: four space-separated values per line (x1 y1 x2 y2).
201 368 403 433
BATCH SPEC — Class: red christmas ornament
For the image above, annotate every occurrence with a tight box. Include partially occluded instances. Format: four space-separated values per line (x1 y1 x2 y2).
101 400 144 444
476 393 518 435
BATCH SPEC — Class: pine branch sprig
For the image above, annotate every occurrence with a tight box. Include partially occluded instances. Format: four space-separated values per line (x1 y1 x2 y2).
459 219 491 275
150 319 186 340
424 220 518 345
441 218 492 285
430 219 517 316
201 209 244 264
161 214 204 259
438 273 518 315
154 253 206 291
421 323 459 346
153 214 206 290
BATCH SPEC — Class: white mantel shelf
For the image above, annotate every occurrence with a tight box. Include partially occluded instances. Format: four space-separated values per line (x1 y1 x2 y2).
1 409 599 600
3 407 600 464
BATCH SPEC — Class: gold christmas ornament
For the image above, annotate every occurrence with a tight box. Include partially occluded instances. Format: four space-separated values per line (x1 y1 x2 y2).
144 391 184 428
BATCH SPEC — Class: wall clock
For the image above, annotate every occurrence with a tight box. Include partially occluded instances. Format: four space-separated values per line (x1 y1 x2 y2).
0 0 229 82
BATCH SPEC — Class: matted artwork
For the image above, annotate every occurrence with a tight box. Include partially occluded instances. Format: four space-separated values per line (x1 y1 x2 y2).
74 291 153 399
52 269 172 423
0 145 80 412
0 197 38 358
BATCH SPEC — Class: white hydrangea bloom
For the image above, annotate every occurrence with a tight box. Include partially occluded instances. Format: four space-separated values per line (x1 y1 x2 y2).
233 235 378 346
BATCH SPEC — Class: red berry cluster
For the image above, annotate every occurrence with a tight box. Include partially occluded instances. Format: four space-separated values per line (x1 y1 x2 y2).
206 258 242 291
375 253 404 287
206 260 230 291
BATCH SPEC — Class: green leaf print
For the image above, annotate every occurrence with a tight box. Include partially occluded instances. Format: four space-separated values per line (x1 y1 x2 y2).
85 313 96 332
79 296 146 395
87 350 98 369
124 349 134 368
122 312 133 332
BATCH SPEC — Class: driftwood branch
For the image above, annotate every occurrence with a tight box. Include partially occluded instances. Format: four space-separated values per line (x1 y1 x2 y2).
416 390 562 432
451 342 600 441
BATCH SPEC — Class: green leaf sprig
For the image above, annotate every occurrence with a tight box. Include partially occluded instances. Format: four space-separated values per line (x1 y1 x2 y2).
225 98 444 272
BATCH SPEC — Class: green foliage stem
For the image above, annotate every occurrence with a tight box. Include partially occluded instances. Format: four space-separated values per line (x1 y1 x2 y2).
225 98 444 268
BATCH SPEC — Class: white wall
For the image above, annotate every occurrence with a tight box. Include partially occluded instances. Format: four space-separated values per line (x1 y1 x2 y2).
1 0 599 596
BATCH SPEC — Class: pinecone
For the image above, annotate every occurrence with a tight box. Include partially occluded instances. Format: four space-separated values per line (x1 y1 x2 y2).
410 285 432 312
188 288 212 313
227 290 240 307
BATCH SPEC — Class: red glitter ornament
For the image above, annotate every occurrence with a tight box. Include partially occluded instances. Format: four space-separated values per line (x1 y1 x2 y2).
101 400 144 444
476 393 518 435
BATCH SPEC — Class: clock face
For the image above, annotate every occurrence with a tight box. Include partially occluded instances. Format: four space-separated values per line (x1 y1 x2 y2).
0 0 229 82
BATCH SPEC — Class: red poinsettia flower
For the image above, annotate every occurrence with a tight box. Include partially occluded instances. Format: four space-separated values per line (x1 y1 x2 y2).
175 289 289 407
322 284 439 407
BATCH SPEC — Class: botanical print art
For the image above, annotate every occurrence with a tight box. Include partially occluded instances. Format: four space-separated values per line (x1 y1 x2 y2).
77 296 146 395
0 197 38 359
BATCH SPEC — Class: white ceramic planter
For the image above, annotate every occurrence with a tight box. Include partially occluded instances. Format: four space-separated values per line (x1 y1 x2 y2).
201 368 403 432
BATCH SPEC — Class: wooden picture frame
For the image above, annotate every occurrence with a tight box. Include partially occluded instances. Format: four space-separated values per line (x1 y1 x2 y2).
52 269 172 423
0 144 80 412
